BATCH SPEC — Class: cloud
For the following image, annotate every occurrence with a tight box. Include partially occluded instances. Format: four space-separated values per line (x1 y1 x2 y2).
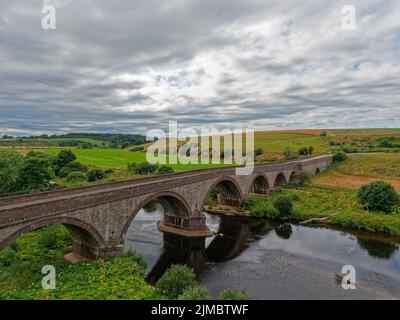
0 0 399 135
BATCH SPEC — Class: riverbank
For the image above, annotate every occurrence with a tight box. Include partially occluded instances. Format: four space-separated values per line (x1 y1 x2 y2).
0 225 165 300
241 186 400 236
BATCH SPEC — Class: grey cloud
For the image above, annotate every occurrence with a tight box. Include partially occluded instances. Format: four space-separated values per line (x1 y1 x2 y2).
0 0 400 135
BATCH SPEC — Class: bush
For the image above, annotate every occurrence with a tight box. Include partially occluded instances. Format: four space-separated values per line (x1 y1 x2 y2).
219 289 250 300
135 162 158 175
127 162 137 172
298 147 309 155
130 146 145 152
357 181 400 213
53 150 76 168
0 151 24 193
156 265 197 299
290 171 311 187
66 172 87 183
157 165 174 174
178 286 210 300
15 158 54 191
273 196 293 217
254 148 264 157
283 147 297 160
87 169 105 182
333 151 347 162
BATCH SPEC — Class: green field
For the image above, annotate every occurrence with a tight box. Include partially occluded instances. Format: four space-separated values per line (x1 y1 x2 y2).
42 148 228 171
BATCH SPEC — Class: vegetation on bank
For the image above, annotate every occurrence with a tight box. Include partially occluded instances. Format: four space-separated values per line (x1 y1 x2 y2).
0 225 164 300
0 226 251 300
245 186 400 236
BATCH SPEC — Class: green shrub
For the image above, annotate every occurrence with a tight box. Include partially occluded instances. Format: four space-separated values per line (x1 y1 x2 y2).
130 146 145 152
178 286 210 300
135 162 158 175
254 148 264 157
157 165 174 174
298 147 309 155
290 171 311 187
273 196 293 217
87 169 105 182
156 265 197 299
219 289 250 300
357 181 400 213
66 172 87 183
283 147 297 160
127 162 137 172
333 151 347 162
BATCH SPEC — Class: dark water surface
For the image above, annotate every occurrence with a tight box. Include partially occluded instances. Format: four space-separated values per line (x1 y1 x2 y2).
124 204 400 299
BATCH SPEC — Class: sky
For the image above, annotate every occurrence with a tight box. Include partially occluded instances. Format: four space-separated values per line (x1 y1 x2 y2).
0 0 399 136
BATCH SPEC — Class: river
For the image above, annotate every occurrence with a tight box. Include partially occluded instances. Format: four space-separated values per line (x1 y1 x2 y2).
123 203 400 299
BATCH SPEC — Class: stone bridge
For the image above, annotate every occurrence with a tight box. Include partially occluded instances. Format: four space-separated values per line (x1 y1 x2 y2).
0 155 332 259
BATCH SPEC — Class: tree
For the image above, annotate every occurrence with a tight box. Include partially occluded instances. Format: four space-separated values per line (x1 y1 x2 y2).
16 158 54 191
308 146 314 155
357 181 399 213
219 289 250 300
134 162 158 175
298 147 309 155
156 265 197 299
53 150 76 175
0 151 24 193
87 169 105 182
273 196 293 217
333 151 347 162
178 286 210 300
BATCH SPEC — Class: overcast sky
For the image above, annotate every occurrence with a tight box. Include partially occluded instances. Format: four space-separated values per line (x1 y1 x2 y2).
1 0 399 136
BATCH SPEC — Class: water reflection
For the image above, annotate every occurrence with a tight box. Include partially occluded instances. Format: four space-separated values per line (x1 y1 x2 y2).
124 203 400 285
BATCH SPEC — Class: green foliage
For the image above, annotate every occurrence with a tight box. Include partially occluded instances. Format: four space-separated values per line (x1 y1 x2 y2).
298 147 309 155
0 151 24 193
357 181 400 213
219 289 250 300
178 286 210 300
254 148 264 157
87 169 105 182
333 151 347 162
290 171 311 187
130 146 145 152
53 150 76 168
135 162 158 175
283 147 297 160
157 165 174 174
0 226 162 300
16 158 54 191
156 264 198 299
273 196 293 217
66 172 87 184
127 162 137 172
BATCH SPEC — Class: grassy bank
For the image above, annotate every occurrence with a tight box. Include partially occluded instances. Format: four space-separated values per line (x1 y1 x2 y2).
0 225 164 300
246 187 400 236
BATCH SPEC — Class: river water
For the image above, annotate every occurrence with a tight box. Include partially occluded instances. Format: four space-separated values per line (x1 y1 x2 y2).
123 203 400 299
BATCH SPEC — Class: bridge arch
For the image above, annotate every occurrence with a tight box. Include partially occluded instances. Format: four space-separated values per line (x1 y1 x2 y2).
0 217 104 259
202 176 244 208
121 191 192 238
273 172 287 188
315 167 321 175
249 174 270 194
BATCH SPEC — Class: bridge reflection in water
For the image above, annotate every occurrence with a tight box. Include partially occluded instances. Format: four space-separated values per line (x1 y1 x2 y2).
124 202 400 288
